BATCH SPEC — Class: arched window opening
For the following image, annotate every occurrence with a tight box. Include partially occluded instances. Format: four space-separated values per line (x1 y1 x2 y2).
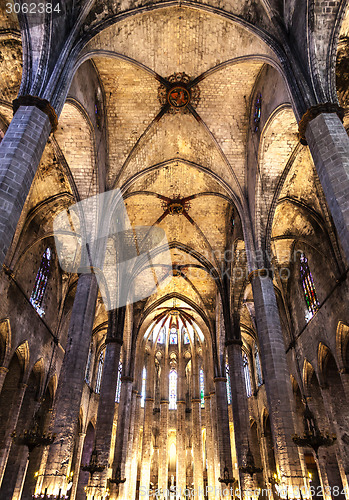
115 361 122 403
253 93 262 132
169 370 177 409
169 326 178 345
300 252 319 321
243 353 252 398
30 247 51 317
85 345 93 384
183 327 190 345
157 327 165 344
95 350 105 394
225 360 232 405
200 368 205 408
254 344 263 387
141 367 146 408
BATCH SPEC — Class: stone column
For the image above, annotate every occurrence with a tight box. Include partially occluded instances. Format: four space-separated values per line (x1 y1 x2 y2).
303 110 349 264
69 432 86 500
208 391 221 492
158 357 169 498
0 367 9 394
177 353 186 499
203 393 216 500
128 392 142 500
250 271 304 495
86 335 123 499
214 377 234 498
192 350 204 500
38 272 98 496
110 376 134 500
139 355 155 500
0 381 27 486
0 104 54 264
226 339 255 496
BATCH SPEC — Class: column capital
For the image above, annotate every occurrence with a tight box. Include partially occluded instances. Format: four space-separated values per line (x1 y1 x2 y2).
213 377 227 383
191 398 201 403
160 399 169 404
13 95 58 131
248 268 273 282
121 376 133 382
0 366 9 374
298 102 345 144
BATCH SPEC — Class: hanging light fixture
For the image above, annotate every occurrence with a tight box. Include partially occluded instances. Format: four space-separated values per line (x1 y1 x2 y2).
292 403 336 457
81 447 105 476
239 444 263 476
11 407 55 453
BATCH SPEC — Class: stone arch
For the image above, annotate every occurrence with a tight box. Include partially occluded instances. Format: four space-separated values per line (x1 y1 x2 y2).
303 359 315 394
336 321 349 371
32 358 45 398
0 318 11 366
15 340 30 381
317 342 334 386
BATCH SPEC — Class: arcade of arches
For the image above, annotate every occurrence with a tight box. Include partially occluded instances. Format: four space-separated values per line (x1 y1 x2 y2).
0 1 349 499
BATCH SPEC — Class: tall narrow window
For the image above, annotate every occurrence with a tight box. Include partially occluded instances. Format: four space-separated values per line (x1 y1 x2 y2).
200 368 205 408
169 370 177 409
183 328 190 345
157 327 165 344
300 253 319 320
95 350 105 394
141 367 146 408
225 361 232 405
253 93 262 132
85 345 93 385
243 353 252 398
169 326 178 345
115 361 122 403
254 344 263 387
30 247 51 317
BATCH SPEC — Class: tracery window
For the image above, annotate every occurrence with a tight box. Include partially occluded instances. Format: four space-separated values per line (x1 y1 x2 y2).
169 369 177 409
253 93 262 132
243 353 252 398
115 361 122 403
225 360 232 405
30 247 51 317
183 328 190 345
95 350 105 394
85 345 93 384
141 367 147 408
300 252 319 320
169 326 178 345
254 344 263 387
200 368 205 408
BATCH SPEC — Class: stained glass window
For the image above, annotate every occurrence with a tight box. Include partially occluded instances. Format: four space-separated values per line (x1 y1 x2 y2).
169 326 178 345
225 361 232 405
169 370 177 409
115 361 122 403
253 93 262 132
30 247 51 317
85 345 93 384
141 367 146 408
183 328 190 344
157 327 165 344
200 368 205 408
95 350 105 394
243 353 252 398
300 253 319 320
254 344 263 387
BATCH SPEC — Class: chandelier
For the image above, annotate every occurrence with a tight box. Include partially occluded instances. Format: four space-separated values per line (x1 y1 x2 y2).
81 448 105 476
218 466 236 486
239 445 263 476
292 403 336 457
11 420 55 453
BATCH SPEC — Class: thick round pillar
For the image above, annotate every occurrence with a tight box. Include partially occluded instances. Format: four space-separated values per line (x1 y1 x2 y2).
38 272 98 496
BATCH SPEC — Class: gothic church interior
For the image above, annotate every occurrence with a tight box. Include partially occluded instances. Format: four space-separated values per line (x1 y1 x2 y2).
0 0 349 499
